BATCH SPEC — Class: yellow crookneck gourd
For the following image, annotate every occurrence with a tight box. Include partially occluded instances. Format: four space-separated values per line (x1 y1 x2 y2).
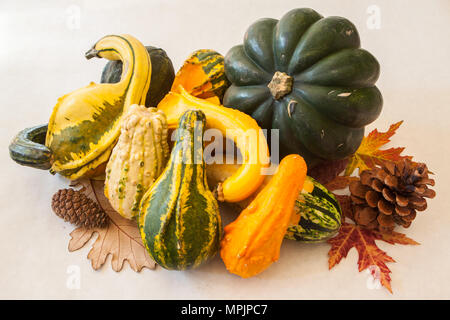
157 86 270 203
45 34 151 180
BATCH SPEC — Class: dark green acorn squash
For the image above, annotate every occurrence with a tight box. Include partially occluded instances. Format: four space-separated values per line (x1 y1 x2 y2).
101 46 175 107
223 8 383 167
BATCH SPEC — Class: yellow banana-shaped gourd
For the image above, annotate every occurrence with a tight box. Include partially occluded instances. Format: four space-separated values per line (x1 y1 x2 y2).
157 86 270 202
45 34 151 179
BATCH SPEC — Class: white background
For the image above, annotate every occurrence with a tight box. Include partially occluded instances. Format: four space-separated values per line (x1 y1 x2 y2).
0 0 449 299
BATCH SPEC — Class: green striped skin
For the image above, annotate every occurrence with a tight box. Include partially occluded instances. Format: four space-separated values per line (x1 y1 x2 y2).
223 8 382 167
180 49 230 101
194 50 230 100
9 124 52 170
48 97 124 166
138 110 222 270
285 177 342 242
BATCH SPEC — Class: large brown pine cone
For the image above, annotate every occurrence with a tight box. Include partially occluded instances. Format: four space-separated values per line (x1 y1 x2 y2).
51 188 109 228
349 159 435 233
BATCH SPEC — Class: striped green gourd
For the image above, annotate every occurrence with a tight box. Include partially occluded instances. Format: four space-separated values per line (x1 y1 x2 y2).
104 105 169 220
285 176 342 242
172 49 230 101
138 109 222 270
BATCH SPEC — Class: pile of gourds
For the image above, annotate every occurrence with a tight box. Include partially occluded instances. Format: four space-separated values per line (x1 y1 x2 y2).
9 8 382 278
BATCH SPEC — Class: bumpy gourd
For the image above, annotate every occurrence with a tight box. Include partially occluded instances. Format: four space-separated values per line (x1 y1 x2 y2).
139 110 222 270
104 105 169 219
220 154 307 278
45 34 152 179
158 86 270 203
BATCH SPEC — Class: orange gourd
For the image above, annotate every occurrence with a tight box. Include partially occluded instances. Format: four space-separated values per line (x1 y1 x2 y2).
220 154 307 278
171 49 229 104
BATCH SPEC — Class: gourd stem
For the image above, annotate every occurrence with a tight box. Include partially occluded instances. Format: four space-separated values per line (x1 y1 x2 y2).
267 71 293 100
85 48 100 60
216 183 225 202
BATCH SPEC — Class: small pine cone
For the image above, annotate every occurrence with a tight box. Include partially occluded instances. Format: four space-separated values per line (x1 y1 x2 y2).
52 188 109 228
350 159 435 233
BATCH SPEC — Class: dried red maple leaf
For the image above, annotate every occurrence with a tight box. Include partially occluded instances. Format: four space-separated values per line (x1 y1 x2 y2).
345 121 412 176
328 222 419 293
328 223 394 293
372 230 420 245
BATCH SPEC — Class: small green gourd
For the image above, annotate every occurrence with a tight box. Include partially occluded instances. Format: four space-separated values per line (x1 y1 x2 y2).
285 177 342 242
138 110 222 270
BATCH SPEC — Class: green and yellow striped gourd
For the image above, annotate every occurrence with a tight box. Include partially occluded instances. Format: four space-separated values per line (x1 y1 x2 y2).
45 34 151 180
171 49 230 102
139 110 222 270
285 177 342 242
104 105 169 219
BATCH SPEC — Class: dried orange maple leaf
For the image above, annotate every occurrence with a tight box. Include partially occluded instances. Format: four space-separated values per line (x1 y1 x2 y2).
345 121 412 176
328 222 419 294
68 179 156 272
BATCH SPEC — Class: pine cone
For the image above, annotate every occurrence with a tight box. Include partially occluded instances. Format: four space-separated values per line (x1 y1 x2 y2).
349 159 435 233
51 188 109 228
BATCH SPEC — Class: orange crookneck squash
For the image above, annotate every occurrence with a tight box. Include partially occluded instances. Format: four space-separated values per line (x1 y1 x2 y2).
220 154 307 278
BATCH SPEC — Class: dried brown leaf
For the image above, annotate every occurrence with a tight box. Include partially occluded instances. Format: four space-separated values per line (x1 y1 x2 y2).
68 179 156 272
